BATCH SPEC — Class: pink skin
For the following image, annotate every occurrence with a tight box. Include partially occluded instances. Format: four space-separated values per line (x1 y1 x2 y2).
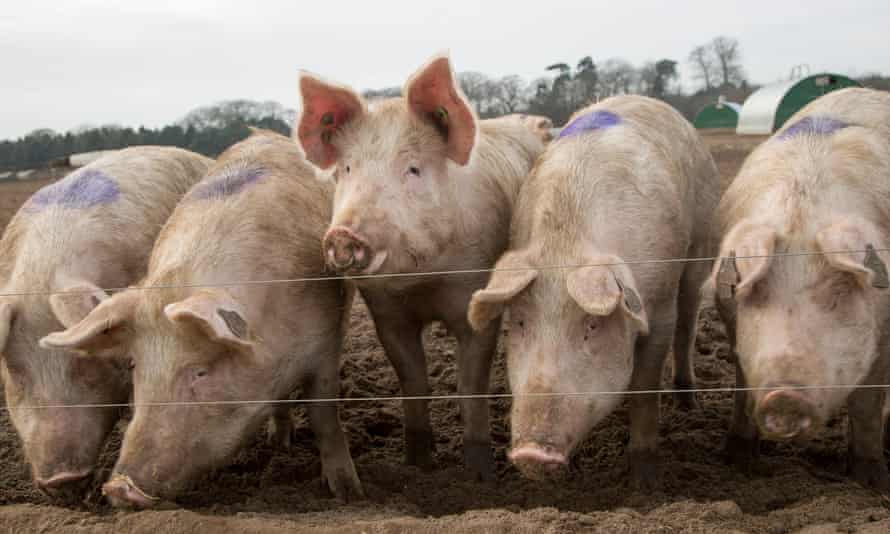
715 218 890 489
297 55 543 480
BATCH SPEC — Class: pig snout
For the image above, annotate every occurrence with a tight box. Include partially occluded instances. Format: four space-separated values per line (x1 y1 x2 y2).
34 469 93 502
323 226 384 274
102 474 162 509
754 386 816 440
509 442 570 480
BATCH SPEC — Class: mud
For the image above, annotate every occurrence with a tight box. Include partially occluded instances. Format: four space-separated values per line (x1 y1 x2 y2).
3 135 890 533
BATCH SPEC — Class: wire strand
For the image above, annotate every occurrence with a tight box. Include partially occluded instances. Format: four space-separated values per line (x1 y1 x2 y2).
0 247 885 299
3 383 889 411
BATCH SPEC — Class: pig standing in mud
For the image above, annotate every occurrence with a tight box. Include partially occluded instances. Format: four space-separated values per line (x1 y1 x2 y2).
0 147 211 501
296 54 544 479
710 88 890 490
42 131 362 507
468 95 719 490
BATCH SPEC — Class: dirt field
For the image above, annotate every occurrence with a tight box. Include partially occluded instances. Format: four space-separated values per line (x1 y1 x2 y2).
4 134 890 533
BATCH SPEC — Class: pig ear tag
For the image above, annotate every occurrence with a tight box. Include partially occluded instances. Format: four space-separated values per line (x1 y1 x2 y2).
614 276 642 314
864 244 889 289
717 251 740 300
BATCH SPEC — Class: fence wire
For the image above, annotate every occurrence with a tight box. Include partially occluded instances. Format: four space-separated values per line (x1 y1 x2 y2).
1 246 889 412
0 247 885 299
3 384 890 412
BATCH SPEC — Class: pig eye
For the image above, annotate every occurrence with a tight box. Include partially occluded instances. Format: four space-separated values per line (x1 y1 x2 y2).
195 368 208 378
408 166 421 177
345 165 351 173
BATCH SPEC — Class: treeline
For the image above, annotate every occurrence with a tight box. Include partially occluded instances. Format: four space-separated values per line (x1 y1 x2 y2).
3 36 889 172
0 101 293 172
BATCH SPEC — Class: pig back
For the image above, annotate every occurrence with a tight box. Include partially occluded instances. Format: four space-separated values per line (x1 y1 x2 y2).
0 146 212 289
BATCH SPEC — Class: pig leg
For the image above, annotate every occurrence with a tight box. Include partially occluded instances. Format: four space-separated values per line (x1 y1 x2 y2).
304 363 364 501
671 259 707 410
267 406 294 449
724 360 760 469
627 315 674 492
846 357 889 491
719 304 761 469
451 320 498 482
364 293 435 469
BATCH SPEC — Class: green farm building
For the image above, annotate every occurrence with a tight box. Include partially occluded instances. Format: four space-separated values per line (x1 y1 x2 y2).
736 73 861 135
693 97 741 129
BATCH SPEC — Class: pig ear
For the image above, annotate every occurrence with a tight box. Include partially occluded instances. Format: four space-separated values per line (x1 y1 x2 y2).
49 280 110 329
296 72 366 170
0 301 16 352
404 53 478 166
817 220 889 289
567 261 649 335
468 250 538 332
164 290 254 354
711 222 777 300
39 291 138 355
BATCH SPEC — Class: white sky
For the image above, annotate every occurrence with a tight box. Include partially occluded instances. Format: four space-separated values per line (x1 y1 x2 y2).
2 0 888 139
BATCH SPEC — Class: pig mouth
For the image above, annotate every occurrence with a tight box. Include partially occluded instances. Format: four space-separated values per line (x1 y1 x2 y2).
102 473 162 509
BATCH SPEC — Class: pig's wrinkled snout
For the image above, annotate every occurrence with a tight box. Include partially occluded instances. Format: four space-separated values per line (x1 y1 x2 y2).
102 474 161 509
35 469 92 501
509 442 569 480
755 387 815 440
323 226 374 274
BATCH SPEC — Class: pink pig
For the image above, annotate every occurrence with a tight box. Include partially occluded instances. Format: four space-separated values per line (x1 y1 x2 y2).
710 88 890 490
295 53 544 479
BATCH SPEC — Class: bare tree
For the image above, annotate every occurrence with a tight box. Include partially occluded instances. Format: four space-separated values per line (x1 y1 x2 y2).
457 71 495 114
491 75 528 114
599 58 637 97
710 36 745 86
687 45 717 91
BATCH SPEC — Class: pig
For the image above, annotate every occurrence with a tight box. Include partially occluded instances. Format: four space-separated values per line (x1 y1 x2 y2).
709 87 890 490
0 147 212 501
490 113 556 143
295 53 544 480
41 130 362 507
467 95 719 490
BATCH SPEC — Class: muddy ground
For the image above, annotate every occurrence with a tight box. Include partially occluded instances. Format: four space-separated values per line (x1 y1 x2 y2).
4 134 890 533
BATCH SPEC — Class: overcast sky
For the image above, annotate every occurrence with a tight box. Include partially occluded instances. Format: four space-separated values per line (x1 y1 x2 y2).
2 0 888 140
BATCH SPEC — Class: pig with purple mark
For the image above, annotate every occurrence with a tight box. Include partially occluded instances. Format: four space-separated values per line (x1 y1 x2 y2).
0 146 212 502
468 95 719 491
43 130 362 507
708 88 890 490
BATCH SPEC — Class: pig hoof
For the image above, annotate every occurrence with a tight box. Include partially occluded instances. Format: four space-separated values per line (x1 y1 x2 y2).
324 466 365 502
628 449 659 493
848 456 890 492
405 428 436 470
724 433 760 471
463 439 495 482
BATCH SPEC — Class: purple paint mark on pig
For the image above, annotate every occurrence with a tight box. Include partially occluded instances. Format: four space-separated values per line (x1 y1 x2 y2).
558 110 622 139
777 116 849 140
26 169 120 212
188 167 266 201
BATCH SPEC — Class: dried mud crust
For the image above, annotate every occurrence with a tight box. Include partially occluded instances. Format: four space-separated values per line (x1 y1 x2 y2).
3 139 890 533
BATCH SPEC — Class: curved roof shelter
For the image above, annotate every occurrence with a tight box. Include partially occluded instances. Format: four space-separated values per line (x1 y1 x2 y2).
736 73 861 135
693 98 741 129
